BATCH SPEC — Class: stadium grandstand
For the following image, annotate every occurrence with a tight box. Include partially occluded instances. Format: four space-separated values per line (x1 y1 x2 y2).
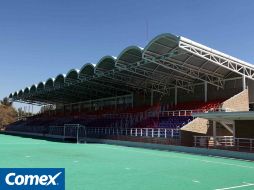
5 33 254 156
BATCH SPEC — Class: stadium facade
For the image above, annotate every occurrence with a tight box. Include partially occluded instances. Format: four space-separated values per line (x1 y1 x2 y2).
6 33 254 154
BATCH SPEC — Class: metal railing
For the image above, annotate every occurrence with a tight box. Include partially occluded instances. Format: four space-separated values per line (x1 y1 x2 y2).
235 138 254 152
160 108 235 117
194 136 234 147
194 136 254 152
49 126 180 139
86 128 179 138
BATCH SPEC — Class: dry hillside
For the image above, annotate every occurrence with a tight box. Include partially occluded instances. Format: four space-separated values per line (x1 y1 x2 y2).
0 104 17 129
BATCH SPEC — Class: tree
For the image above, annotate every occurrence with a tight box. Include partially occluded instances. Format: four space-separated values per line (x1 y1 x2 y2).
1 97 12 107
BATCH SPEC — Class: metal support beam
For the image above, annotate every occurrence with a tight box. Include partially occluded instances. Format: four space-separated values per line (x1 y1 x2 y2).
219 121 233 134
174 86 177 106
233 121 236 139
151 90 154 106
213 121 217 147
242 75 246 90
179 39 254 80
204 81 208 103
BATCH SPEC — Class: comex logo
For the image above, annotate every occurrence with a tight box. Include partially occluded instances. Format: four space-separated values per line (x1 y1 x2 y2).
5 172 62 186
0 168 65 190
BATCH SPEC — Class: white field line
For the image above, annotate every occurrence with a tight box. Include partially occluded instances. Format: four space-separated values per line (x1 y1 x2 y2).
214 183 254 190
97 145 254 169
0 143 43 145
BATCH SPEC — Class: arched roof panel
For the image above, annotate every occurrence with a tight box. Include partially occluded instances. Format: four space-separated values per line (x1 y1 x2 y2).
143 33 179 57
79 63 95 78
37 82 45 91
55 74 65 87
116 46 143 66
13 92 18 98
95 56 116 72
45 78 54 89
18 89 24 97
30 84 37 94
66 69 79 80
24 87 30 95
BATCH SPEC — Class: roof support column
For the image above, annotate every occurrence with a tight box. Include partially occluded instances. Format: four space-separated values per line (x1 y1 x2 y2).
204 81 208 103
131 93 134 108
115 97 117 110
213 120 217 147
242 75 246 90
150 90 154 106
175 86 177 106
233 121 236 139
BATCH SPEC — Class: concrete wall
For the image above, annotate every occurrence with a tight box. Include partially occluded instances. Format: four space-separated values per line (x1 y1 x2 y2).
181 131 203 146
181 118 209 134
86 137 254 161
221 89 249 111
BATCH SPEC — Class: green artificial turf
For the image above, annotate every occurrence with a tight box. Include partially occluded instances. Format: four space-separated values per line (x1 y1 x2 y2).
1 134 254 190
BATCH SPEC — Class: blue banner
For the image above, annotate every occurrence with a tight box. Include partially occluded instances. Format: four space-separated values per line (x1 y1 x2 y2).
0 168 65 190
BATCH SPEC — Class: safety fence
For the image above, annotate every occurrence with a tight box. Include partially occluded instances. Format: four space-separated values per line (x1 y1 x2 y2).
160 108 235 117
48 125 180 139
194 136 254 152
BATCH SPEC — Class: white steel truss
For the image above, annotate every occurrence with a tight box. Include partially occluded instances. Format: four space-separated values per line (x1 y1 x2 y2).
179 39 254 79
143 48 225 88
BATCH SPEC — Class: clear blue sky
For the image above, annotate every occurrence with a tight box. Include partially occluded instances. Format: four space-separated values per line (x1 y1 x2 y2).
1 0 254 111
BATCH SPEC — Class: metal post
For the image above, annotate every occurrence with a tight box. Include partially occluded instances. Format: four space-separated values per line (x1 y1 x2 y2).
242 75 246 90
213 121 216 147
150 90 154 106
76 126 79 144
63 126 66 139
204 81 208 103
233 121 236 146
174 86 177 106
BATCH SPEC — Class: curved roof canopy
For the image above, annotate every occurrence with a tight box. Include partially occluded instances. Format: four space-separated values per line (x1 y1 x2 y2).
13 92 18 98
116 46 143 67
37 82 45 91
143 33 179 57
30 85 37 94
24 87 30 95
55 74 65 87
96 56 116 72
9 32 254 104
45 78 54 90
18 90 24 98
66 69 79 83
79 63 95 78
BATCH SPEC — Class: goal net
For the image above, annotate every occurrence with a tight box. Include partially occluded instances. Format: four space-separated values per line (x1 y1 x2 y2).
63 124 87 144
